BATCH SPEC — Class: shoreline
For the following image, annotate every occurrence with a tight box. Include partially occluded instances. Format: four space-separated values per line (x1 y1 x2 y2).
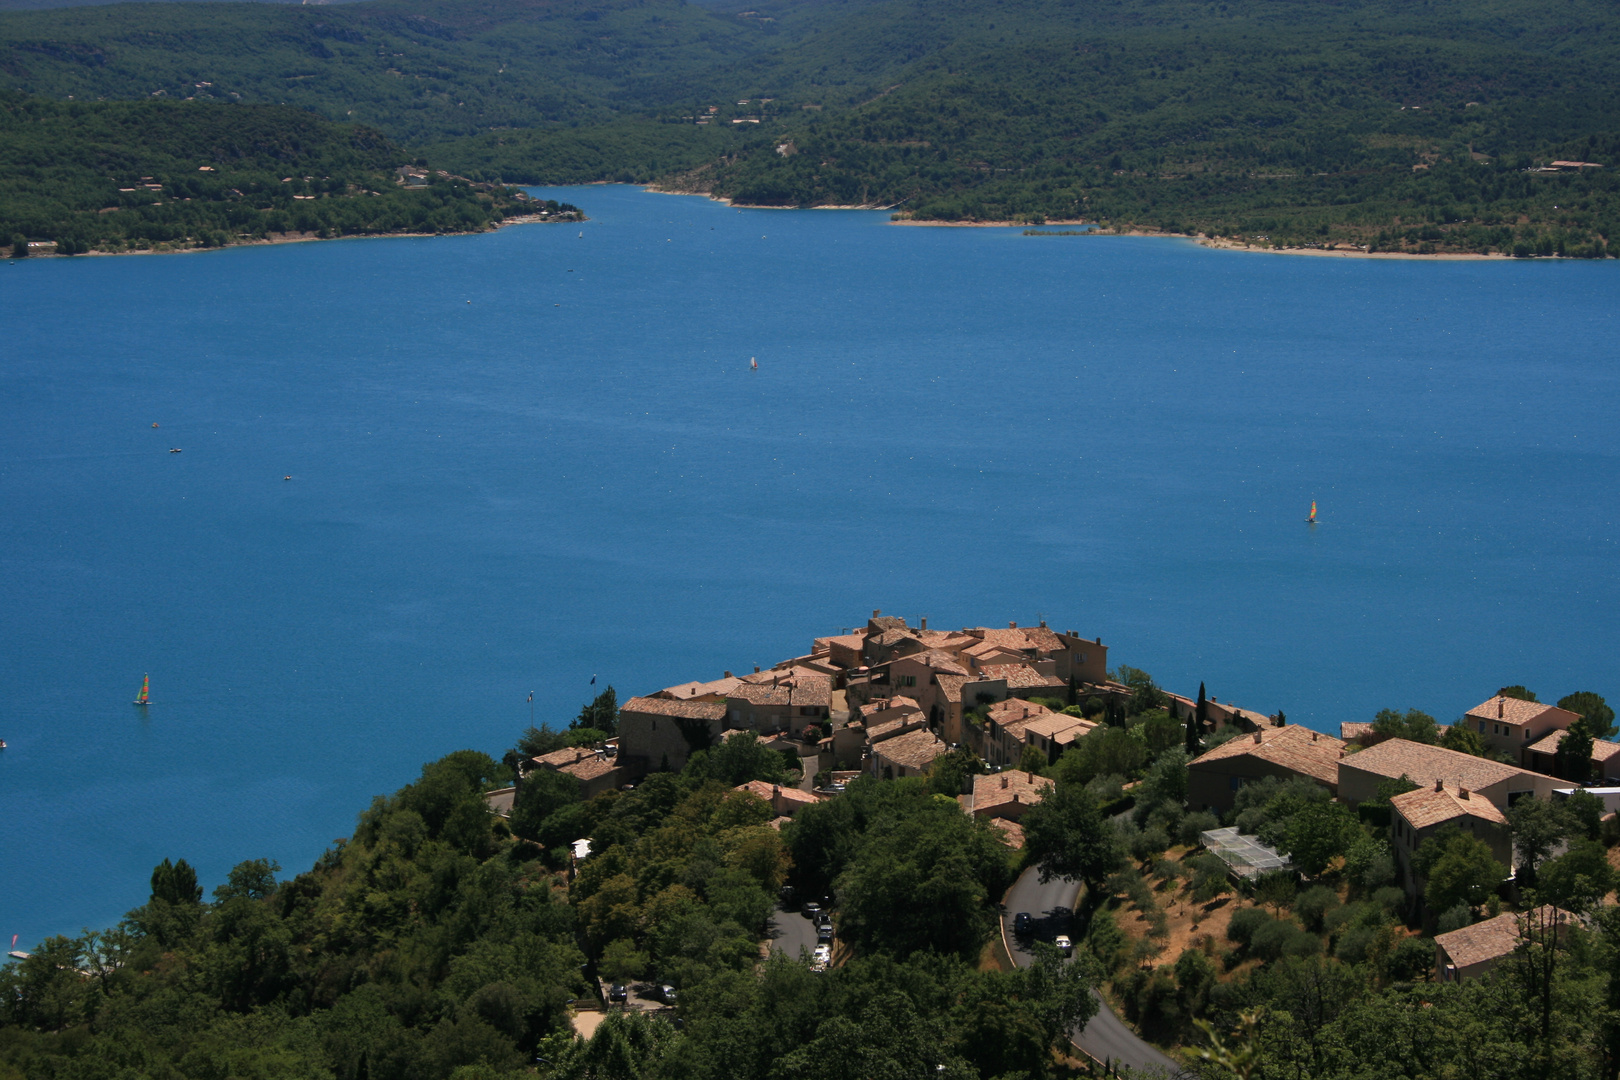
641 187 1518 259
15 212 575 259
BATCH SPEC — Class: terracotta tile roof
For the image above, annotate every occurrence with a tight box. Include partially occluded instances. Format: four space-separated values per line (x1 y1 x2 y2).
917 630 977 651
1019 626 1066 652
659 676 742 700
734 780 819 807
560 756 620 781
869 616 910 634
1340 722 1373 741
964 627 1037 652
967 770 1052 815
1342 738 1544 791
856 696 922 721
1391 783 1508 829
1527 730 1620 761
1189 725 1345 786
988 698 1054 724
1025 713 1097 743
1465 696 1579 729
872 628 922 649
789 676 832 708
965 640 1023 662
532 747 594 768
866 715 926 743
1435 907 1570 970
729 683 792 706
875 728 947 770
816 633 867 651
906 649 970 676
934 674 967 702
978 663 1065 690
622 696 728 721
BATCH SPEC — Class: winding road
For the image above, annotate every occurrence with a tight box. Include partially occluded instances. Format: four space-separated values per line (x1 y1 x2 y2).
1002 867 1183 1076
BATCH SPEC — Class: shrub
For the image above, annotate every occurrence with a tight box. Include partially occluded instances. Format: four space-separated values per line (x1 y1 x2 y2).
1435 903 1472 934
1087 907 1128 971
1334 925 1378 964
1371 886 1406 914
1131 827 1172 862
1296 886 1340 932
1386 936 1435 982
1250 918 1297 961
1226 906 1272 947
1179 811 1220 848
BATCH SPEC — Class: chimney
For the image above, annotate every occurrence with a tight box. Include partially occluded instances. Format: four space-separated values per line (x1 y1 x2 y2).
920 617 927 630
1095 637 1101 645
1435 778 1444 791
1498 698 1504 718
1459 787 1470 799
754 666 760 673
772 784 780 796
1001 775 1009 789
1009 621 1017 629
1312 731 1319 741
873 609 881 617
1252 731 1262 744
724 671 733 678
1039 619 1047 628
1026 771 1033 783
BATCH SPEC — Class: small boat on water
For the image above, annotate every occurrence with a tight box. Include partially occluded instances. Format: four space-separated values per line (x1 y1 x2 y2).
134 674 150 707
750 356 758 370
1306 500 1318 525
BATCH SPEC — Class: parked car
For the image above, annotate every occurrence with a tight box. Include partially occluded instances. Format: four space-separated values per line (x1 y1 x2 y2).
1054 935 1073 957
817 925 834 944
815 913 833 929
1014 912 1032 935
607 984 628 1003
811 945 831 971
802 902 822 921
659 985 677 1005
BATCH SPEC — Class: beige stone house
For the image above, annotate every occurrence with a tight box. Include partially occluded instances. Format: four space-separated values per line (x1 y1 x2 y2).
1525 730 1620 783
1435 907 1573 981
983 698 1059 767
1462 695 1580 764
1389 781 1512 903
1186 725 1345 813
1024 712 1098 765
959 770 1052 821
617 696 727 778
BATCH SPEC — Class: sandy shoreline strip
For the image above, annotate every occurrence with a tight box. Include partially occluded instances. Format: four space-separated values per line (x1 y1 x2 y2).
23 212 571 258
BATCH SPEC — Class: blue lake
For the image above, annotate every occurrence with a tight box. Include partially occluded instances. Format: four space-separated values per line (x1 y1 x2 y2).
2 185 1617 947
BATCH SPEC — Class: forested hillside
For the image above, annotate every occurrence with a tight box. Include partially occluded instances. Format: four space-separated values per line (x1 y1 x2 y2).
2 0 1619 251
0 93 564 253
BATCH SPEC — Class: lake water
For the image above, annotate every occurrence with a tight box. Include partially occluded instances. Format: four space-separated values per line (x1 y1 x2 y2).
2 185 1617 947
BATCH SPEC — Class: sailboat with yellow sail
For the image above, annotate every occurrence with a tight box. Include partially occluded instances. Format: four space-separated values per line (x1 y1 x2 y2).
133 674 150 707
1306 500 1318 525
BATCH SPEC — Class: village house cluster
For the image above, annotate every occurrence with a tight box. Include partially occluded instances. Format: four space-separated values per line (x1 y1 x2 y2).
514 612 1619 980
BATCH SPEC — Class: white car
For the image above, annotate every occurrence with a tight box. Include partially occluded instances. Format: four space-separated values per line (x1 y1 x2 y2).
1054 935 1073 957
811 944 832 971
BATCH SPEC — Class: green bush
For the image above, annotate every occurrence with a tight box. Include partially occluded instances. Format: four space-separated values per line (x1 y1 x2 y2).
1226 906 1272 947
1296 885 1341 932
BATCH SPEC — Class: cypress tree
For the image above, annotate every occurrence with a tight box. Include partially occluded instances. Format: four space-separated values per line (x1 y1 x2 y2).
1187 682 1207 755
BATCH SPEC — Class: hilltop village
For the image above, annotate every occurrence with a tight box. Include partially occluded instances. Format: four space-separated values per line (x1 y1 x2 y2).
511 612 1620 1000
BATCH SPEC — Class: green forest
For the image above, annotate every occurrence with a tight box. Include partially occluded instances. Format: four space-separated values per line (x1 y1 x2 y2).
2 0 1620 253
0 92 575 253
4 680 1619 1079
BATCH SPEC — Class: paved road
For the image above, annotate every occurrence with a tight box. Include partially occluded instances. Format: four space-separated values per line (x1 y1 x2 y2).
1002 867 1183 1076
766 903 821 960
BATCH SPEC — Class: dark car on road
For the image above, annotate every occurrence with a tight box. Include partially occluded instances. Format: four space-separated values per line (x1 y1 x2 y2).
607 984 628 1004
802 902 822 921
1014 912 1032 935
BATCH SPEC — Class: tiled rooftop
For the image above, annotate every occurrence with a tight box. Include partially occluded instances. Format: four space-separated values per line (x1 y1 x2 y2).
1342 737 1541 790
1390 782 1508 830
1465 695 1578 729
977 663 1065 689
622 695 727 721
1527 730 1620 760
875 728 948 769
1435 907 1569 970
1189 725 1345 786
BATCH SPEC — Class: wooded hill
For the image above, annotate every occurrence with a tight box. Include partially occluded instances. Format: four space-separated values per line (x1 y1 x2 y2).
0 93 570 253
2 0 1619 253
